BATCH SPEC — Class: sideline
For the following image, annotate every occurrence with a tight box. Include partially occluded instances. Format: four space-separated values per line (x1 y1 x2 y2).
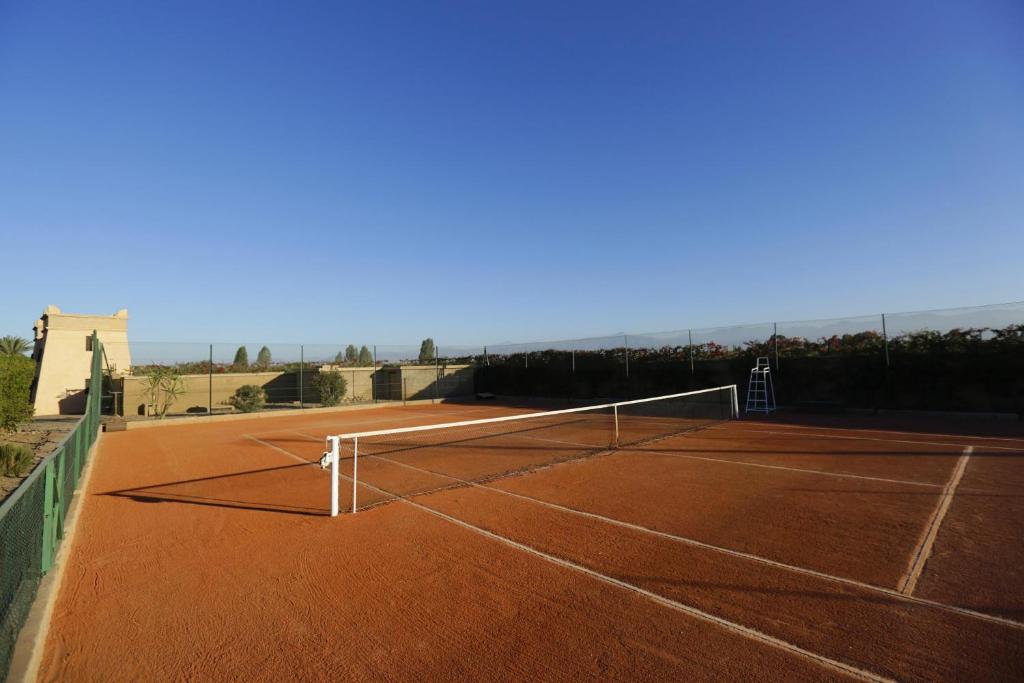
716 425 1024 452
360 441 1023 631
121 397 460 430
274 429 1023 630
899 447 973 595
8 433 104 683
268 434 890 682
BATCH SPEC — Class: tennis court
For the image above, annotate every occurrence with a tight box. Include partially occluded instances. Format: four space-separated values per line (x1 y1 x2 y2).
35 392 1024 681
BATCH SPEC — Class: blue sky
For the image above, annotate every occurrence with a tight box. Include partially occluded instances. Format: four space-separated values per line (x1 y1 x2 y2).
2 1 1022 345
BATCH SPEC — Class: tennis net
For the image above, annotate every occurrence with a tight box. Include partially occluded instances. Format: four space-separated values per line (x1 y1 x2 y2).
321 385 738 516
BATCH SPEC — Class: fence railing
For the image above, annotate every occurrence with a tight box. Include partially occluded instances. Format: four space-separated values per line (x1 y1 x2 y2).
0 333 103 680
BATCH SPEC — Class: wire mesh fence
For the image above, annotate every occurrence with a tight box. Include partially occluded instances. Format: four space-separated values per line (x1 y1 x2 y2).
110 300 1023 420
1 333 103 679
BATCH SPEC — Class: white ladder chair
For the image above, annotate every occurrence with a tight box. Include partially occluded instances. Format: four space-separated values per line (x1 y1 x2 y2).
745 357 776 413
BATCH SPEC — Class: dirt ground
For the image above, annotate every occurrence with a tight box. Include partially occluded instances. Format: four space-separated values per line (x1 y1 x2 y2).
36 403 1024 681
0 416 79 501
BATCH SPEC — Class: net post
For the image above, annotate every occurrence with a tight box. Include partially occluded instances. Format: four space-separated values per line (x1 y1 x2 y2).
327 436 340 517
730 385 740 418
613 405 619 446
351 436 359 514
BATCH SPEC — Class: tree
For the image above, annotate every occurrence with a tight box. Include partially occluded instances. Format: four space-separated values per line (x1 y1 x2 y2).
418 338 435 364
344 344 358 365
256 346 272 370
358 345 373 366
232 346 249 370
312 371 347 407
0 355 35 433
334 351 345 365
141 366 187 419
0 336 31 357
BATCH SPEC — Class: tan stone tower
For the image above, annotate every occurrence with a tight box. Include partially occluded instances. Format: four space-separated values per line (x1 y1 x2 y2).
30 306 132 415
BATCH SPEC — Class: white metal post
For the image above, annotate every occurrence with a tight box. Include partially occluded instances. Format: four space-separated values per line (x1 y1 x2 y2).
327 436 340 517
730 385 740 419
613 405 619 446
351 436 359 514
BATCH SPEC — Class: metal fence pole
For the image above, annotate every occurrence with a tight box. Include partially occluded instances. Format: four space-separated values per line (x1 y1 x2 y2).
372 345 377 403
881 314 890 367
299 345 304 408
571 349 575 373
434 345 439 404
881 313 891 410
773 322 779 371
688 329 694 375
208 344 213 415
624 335 629 378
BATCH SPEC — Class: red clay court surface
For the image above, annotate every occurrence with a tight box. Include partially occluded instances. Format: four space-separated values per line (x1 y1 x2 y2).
38 402 1024 681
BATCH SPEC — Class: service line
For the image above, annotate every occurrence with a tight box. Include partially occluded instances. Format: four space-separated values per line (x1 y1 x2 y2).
898 447 973 596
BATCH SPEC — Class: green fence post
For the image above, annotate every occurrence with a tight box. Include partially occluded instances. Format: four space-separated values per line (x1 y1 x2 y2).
72 428 81 486
41 458 57 573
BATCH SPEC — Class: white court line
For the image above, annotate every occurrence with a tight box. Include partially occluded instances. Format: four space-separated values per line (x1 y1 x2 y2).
362 448 1024 631
713 425 1024 452
727 420 1024 445
303 454 891 681
899 447 973 596
252 408 497 438
244 435 318 466
635 450 947 490
512 432 949 490
277 431 1023 631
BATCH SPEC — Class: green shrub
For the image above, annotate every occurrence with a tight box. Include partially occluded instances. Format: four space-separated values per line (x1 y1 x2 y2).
0 355 35 433
312 371 347 407
140 366 187 419
0 443 34 477
229 384 266 412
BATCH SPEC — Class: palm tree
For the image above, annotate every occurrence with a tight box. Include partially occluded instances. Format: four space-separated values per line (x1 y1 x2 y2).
0 336 30 356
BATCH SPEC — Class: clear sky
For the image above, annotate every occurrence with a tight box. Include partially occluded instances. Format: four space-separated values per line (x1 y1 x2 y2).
2 1 1022 346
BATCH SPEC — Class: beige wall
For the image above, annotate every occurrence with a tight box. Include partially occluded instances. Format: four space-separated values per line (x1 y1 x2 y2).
123 371 312 416
315 366 376 402
123 366 386 416
31 306 132 416
392 365 474 400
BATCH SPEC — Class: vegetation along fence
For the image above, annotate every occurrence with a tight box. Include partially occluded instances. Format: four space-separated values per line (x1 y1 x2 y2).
0 333 103 679
117 301 1024 418
468 301 1024 414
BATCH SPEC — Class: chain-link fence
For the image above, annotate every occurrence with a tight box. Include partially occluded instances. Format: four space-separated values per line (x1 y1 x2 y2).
475 301 1024 414
112 301 1023 420
1 333 103 679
